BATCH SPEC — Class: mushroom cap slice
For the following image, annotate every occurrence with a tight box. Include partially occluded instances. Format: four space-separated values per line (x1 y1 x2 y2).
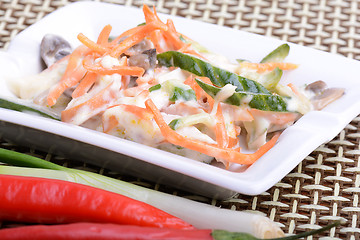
40 34 72 67
311 88 344 110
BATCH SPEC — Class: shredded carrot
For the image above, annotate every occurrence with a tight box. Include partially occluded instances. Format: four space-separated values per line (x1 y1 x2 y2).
250 109 299 125
109 26 143 47
110 22 167 58
178 42 207 60
103 114 119 133
240 62 298 73
47 45 89 106
233 108 254 122
287 83 301 96
143 5 163 24
102 103 153 133
122 85 150 97
61 82 117 123
149 30 168 53
119 104 153 120
215 104 229 148
146 99 279 165
77 33 109 54
184 76 214 111
97 24 112 45
82 56 144 77
163 19 185 50
72 72 97 98
84 64 145 76
228 137 239 148
184 75 202 99
47 54 70 71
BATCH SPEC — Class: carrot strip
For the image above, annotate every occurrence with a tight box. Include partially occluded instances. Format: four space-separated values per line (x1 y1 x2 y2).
184 76 214 111
149 30 168 53
240 62 298 73
47 54 70 71
163 19 185 50
119 104 153 120
47 45 89 106
110 22 167 58
233 108 254 122
228 137 239 148
61 82 117 123
287 83 301 96
102 103 153 133
215 104 229 148
109 26 143 47
83 57 144 77
97 24 112 45
103 114 119 133
77 33 109 54
184 75 202 100
143 5 163 24
250 109 299 125
178 43 207 60
84 64 145 76
145 99 279 165
122 85 149 97
72 72 97 98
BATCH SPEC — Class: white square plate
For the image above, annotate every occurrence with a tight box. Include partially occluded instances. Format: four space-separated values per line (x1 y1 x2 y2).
1 2 360 198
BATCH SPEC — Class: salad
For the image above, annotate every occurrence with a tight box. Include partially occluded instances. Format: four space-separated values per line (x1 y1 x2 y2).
6 5 344 168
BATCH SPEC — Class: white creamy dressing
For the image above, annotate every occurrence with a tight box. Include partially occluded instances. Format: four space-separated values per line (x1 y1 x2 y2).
104 105 164 147
243 116 270 150
177 126 217 144
6 36 320 166
211 83 237 116
7 59 68 100
100 55 121 69
65 74 122 125
202 52 238 72
157 68 188 84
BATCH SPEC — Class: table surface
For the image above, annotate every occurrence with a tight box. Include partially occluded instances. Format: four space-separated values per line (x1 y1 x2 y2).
1 0 360 239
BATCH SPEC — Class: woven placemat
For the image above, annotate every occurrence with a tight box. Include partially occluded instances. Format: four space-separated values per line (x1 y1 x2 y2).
1 0 360 239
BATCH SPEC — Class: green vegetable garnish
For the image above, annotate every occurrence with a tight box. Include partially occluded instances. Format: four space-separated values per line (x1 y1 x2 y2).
169 87 196 102
0 98 60 120
260 43 290 63
157 51 270 94
257 67 283 92
195 79 289 112
149 84 161 92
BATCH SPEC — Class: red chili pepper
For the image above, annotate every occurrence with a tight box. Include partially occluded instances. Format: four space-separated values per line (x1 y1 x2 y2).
0 223 214 240
0 175 193 230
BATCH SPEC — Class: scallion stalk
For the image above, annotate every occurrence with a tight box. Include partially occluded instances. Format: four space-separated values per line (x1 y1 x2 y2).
0 147 284 238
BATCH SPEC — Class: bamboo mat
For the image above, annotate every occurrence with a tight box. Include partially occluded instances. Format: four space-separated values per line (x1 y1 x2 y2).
1 0 360 239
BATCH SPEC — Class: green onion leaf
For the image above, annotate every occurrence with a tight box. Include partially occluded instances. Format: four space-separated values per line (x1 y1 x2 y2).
149 84 161 92
0 98 60 120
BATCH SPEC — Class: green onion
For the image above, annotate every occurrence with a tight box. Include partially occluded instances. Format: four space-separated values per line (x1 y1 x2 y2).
0 147 283 238
0 98 60 120
149 84 161 92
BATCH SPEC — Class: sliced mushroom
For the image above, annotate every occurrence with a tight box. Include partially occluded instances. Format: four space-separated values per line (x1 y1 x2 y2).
128 39 153 54
40 34 72 67
311 88 344 110
306 80 344 110
128 48 156 71
305 80 327 93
